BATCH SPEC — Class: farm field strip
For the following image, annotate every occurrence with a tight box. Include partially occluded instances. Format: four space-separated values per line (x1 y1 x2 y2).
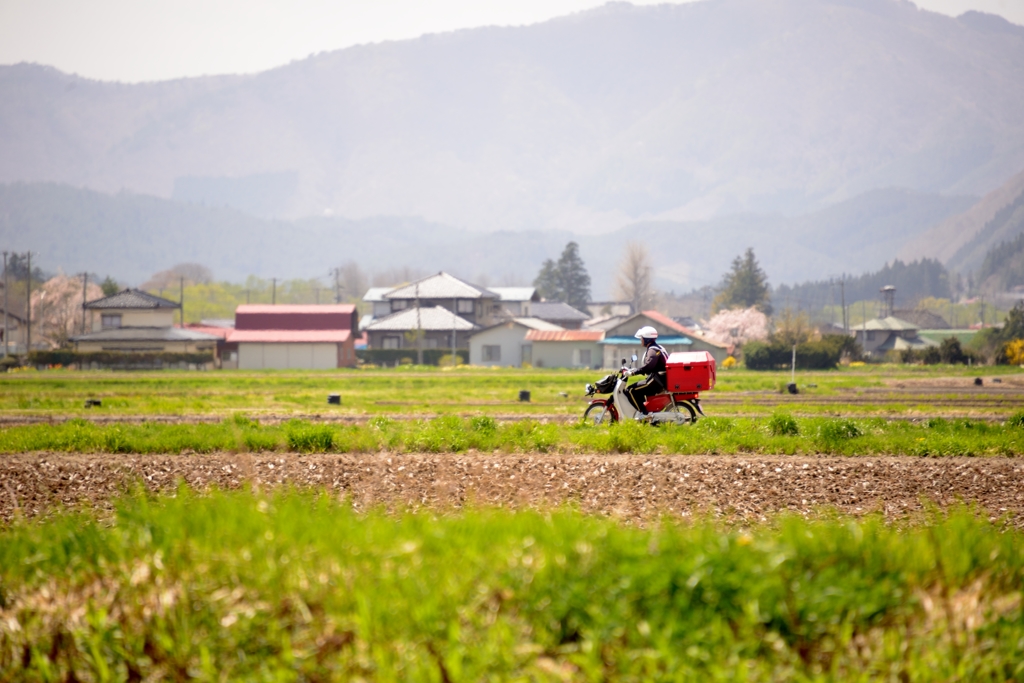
2 367 1022 420
0 410 1019 427
3 452 1023 526
2 413 1023 456
3 492 1022 680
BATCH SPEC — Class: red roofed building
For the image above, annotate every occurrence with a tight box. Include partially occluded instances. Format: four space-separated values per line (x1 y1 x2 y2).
228 304 358 369
523 328 604 369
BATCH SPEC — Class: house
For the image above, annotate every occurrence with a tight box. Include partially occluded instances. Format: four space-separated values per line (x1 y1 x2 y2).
469 318 563 367
72 289 220 355
488 287 541 317
586 301 634 318
597 310 729 368
523 329 605 369
529 302 591 330
362 287 395 320
364 305 477 351
852 317 938 357
383 272 500 328
183 321 236 369
228 304 359 369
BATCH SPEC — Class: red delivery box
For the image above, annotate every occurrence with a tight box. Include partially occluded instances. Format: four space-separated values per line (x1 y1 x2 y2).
666 351 716 393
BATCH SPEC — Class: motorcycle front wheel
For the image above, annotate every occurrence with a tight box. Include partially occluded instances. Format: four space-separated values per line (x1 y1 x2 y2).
583 402 614 425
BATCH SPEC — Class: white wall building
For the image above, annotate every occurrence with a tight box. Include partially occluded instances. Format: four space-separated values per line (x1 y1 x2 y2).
469 318 562 367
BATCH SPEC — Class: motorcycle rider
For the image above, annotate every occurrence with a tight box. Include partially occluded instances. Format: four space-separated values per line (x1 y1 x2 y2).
624 326 668 419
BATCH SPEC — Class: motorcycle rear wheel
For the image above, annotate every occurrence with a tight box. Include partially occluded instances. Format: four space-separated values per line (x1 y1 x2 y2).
583 402 614 425
658 402 697 424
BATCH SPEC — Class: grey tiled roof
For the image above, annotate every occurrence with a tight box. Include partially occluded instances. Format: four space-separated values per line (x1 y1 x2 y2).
71 327 220 342
84 289 181 310
385 273 497 300
365 306 478 332
489 287 538 302
530 302 590 321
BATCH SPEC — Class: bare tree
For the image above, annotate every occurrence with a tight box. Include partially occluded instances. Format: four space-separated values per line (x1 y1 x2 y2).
338 261 368 301
615 242 654 314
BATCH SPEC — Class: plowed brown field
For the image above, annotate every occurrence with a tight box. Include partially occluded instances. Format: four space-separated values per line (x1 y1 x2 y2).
3 452 1022 526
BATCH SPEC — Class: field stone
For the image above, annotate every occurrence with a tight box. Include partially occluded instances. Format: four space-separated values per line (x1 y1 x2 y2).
2 453 1024 527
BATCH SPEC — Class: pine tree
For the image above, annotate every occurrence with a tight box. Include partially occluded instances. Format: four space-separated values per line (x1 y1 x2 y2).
556 242 591 311
713 248 772 315
533 242 591 311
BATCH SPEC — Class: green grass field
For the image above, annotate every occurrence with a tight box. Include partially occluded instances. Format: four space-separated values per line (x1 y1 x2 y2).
1 490 1021 681
2 411 1023 456
1 364 1021 419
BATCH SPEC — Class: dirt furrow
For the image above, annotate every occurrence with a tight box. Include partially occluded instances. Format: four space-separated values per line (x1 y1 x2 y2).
2 453 1022 526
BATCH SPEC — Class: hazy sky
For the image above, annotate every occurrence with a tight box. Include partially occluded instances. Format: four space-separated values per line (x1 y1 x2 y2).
1 0 1022 83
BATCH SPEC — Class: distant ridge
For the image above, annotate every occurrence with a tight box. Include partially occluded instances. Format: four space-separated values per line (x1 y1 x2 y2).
0 182 975 295
898 168 1024 271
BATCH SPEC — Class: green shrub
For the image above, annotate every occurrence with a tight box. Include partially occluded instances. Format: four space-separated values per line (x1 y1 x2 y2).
1007 410 1024 429
818 419 861 449
767 412 799 436
285 421 335 452
470 415 497 433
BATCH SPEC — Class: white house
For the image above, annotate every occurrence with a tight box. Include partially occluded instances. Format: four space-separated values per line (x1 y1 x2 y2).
469 318 562 367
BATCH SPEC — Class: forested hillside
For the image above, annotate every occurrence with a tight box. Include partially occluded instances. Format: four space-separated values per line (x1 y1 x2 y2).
772 259 953 313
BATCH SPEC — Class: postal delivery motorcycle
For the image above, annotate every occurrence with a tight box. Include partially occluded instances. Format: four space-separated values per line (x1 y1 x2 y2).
583 350 716 425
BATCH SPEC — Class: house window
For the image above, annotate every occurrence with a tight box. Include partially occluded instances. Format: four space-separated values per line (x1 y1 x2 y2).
101 314 122 329
521 344 532 365
391 300 408 312
577 349 592 366
483 345 501 362
382 335 401 349
457 299 474 314
425 337 439 349
866 331 876 342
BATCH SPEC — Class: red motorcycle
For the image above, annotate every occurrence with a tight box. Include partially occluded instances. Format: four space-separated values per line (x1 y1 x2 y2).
583 351 715 425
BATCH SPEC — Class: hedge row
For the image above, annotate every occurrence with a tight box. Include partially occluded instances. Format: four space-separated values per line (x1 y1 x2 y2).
27 350 215 367
743 335 855 370
356 349 468 366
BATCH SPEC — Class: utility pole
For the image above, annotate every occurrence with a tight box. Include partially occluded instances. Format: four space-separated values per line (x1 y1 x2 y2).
25 252 31 355
271 278 277 305
179 276 185 327
333 268 341 304
840 278 847 334
415 282 423 365
2 251 8 357
81 273 88 335
451 296 457 366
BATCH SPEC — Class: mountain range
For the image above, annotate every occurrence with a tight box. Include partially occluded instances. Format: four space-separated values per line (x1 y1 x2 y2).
0 181 976 298
2 0 1024 236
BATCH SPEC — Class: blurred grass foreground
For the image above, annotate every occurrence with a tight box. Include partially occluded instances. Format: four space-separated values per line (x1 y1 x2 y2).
1 490 1022 681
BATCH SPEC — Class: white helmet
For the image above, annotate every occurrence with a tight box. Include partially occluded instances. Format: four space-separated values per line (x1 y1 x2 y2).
633 326 658 340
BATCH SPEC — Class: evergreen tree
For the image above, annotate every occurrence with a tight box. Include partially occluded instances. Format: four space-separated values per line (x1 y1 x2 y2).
100 276 120 297
713 248 772 315
533 259 560 302
556 242 591 311
533 242 591 310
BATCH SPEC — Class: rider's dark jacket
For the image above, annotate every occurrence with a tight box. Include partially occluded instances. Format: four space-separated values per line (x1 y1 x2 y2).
635 343 668 388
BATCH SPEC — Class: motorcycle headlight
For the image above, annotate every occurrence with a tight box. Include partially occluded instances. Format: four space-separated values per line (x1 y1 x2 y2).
585 383 594 395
